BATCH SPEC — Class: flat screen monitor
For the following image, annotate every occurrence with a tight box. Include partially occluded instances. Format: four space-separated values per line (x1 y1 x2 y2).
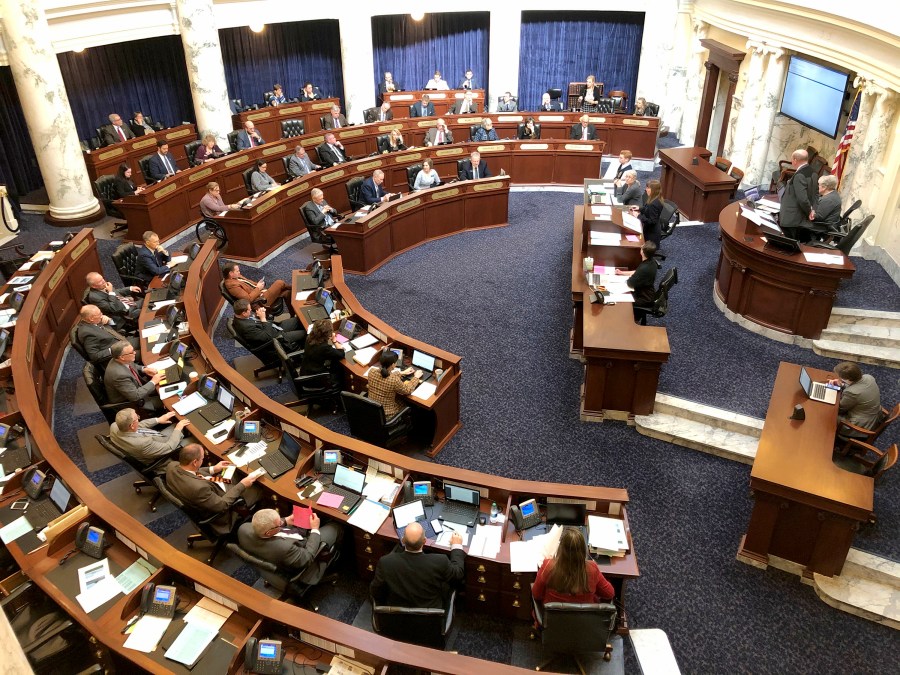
216 386 235 412
49 478 72 513
780 56 849 138
334 464 364 493
412 350 435 371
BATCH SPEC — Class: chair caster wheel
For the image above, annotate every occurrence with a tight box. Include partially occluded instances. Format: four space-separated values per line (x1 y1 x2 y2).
150 505 157 512
135 487 142 494
529 632 536 640
187 541 194 549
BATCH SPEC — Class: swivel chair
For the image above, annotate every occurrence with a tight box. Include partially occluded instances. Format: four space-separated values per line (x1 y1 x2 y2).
376 134 391 154
835 403 899 455
137 155 155 185
184 140 203 166
363 107 379 124
633 267 678 326
111 242 143 289
531 596 618 670
469 124 480 141
346 176 366 212
340 391 412 449
92 175 126 233
812 214 874 255
371 589 457 649
227 130 241 153
406 164 423 191
82 362 138 423
273 340 341 411
95 434 167 512
834 439 898 481
608 90 628 112
299 206 338 256
226 317 285 381
242 167 257 196
281 119 305 138
658 200 681 242
516 122 542 139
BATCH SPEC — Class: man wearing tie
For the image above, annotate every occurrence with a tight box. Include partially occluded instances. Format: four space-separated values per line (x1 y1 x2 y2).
410 95 435 118
232 299 306 353
84 271 143 324
460 151 491 181
611 150 634 188
540 92 563 112
135 230 176 286
451 91 478 115
323 104 348 130
76 304 140 364
147 140 179 182
360 170 394 206
104 341 165 412
317 133 347 167
376 102 393 122
100 113 135 146
497 92 517 112
301 189 341 249
424 119 454 146
570 114 597 141
459 69 478 90
236 121 265 150
287 146 320 178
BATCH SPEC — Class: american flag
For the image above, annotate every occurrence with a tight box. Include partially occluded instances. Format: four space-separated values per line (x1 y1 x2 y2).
832 89 861 187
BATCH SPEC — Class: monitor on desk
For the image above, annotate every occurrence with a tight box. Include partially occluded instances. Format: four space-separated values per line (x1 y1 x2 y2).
546 501 586 527
411 350 435 372
49 477 72 513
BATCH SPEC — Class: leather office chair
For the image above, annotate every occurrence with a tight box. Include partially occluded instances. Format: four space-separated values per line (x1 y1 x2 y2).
456 159 467 181
87 136 102 151
645 102 660 116
68 325 92 364
82 362 138 423
299 206 338 255
836 403 899 455
281 119 305 138
231 98 244 112
195 217 228 250
227 130 241 153
273 340 341 410
531 597 618 669
468 124 480 141
346 176 366 211
242 167 258 196
137 155 155 184
263 91 274 106
633 267 678 326
219 279 238 305
658 200 681 241
608 90 627 112
363 107 379 124
319 115 328 130
144 116 164 131
812 214 873 255
715 156 733 173
111 242 143 289
226 317 284 381
92 175 128 234
340 391 412 449
183 140 202 166
597 98 615 114
315 142 337 168
516 123 542 139
406 164 422 191
834 439 898 481
376 134 391 154
729 166 745 183
838 199 863 233
282 156 295 179
371 589 457 649
95 434 167 512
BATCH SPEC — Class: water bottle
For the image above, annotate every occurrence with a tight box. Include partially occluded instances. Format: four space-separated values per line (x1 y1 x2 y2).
490 501 499 523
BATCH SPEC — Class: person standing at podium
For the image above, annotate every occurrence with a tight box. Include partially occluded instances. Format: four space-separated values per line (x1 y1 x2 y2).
779 148 817 240
630 180 664 246
828 362 882 438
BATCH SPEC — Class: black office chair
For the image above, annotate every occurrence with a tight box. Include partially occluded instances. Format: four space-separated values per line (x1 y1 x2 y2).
315 142 337 168
812 214 874 255
144 116 165 131
340 391 411 449
242 167 257 196
219 279 238 305
263 91 274 106
282 156 296 179
86 136 102 151
645 102 661 116
281 119 305 138
95 434 167 512
597 98 615 114
406 164 423 191
91 175 128 234
68 324 92 364
184 140 202 166
468 124 480 141
633 267 678 326
371 589 457 649
273 340 341 411
111 242 143 289
456 159 467 181
531 598 618 669
608 90 627 113
82 362 138 423
376 134 391 154
346 176 366 212
227 130 241 153
231 98 244 113
838 199 863 231
137 155 155 184
658 199 681 242
299 206 338 255
363 107 379 124
516 123 542 139
547 88 563 104
226 316 284 381
319 115 329 131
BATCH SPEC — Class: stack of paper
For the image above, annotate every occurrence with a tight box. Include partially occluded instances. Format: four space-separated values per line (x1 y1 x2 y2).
347 499 390 534
621 212 643 234
803 252 845 265
591 205 613 218
352 346 379 366
411 381 436 400
350 333 378 349
509 540 545 573
164 622 218 667
124 615 171 652
173 391 207 415
589 232 622 246
183 597 233 630
587 515 628 556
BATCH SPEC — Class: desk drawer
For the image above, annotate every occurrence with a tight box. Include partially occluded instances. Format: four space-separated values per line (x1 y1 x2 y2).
501 570 535 593
465 586 500 612
465 559 501 585
500 588 533 620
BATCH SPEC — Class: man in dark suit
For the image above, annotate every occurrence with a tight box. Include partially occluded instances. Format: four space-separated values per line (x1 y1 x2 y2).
424 119 454 146
570 114 596 140
165 444 263 535
460 151 491 180
611 150 634 190
135 231 174 286
104 341 164 412
76 305 140 363
779 148 818 239
300 83 321 101
236 120 265 150
371 522 464 609
110 408 189 466
360 170 396 205
378 72 400 102
410 95 435 118
322 104 349 130
459 70 478 90
539 92 563 112
100 113 135 146
497 92 517 112
147 140 179 181
372 102 393 122
317 133 348 167
237 509 343 584
232 299 306 353
84 272 142 324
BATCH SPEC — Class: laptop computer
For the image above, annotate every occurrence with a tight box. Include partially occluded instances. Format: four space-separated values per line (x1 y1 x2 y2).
301 288 334 323
171 243 202 273
393 499 437 540
0 327 9 356
438 482 481 527
323 464 365 513
0 424 32 471
546 502 588 540
145 304 184 331
799 366 838 404
24 477 73 530
197 377 236 425
159 341 188 385
296 260 324 291
258 432 302 479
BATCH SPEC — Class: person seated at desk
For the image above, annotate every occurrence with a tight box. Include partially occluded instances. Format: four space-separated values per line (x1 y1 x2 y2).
828 362 882 439
579 75 602 111
807 174 842 237
238 509 343 583
129 111 155 137
616 242 658 324
302 188 340 231
317 133 348 167
460 151 490 181
532 528 614 621
374 101 394 122
287 145 320 177
147 140 179 182
165 444 263 534
232 298 306 353
85 271 143 323
323 104 349 130
136 230 175 286
223 262 291 311
77 305 140 363
472 118 498 142
519 116 539 139
413 159 441 191
611 150 634 185
459 69 478 90
101 113 135 146
111 163 144 200
614 170 643 206
236 120 265 150
539 92 563 112
250 160 277 193
110 408 189 465
269 83 287 106
379 71 399 99
410 95 435 118
425 70 450 91
497 91 517 112
300 82 321 101
570 114 596 141
383 129 406 153
366 349 422 418
450 91 478 115
371 521 464 609
424 119 453 146
104 341 165 412
199 181 243 219
195 134 226 163
630 179 664 246
300 319 345 386
360 169 396 206
633 97 649 116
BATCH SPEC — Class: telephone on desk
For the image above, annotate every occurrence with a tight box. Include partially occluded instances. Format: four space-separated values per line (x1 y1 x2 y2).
75 522 108 559
140 583 178 618
510 498 542 531
245 638 284 674
313 448 341 474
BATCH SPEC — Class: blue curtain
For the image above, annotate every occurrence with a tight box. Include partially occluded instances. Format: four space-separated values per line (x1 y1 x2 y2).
219 21 345 109
0 67 42 199
58 36 195 142
517 11 644 112
371 13 489 99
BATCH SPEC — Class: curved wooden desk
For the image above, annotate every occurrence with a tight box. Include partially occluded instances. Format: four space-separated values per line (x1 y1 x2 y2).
232 97 341 142
383 88 485 118
82 123 197 184
715 203 855 339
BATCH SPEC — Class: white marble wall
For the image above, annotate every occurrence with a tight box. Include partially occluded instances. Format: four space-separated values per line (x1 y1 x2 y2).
761 115 839 192
662 2 695 141
487 9 521 112
338 14 375 124
678 20 710 148
746 48 787 188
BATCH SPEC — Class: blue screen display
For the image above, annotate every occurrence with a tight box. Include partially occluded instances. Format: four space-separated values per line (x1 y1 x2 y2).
259 642 277 659
414 483 428 495
780 56 849 137
154 587 171 602
324 450 338 464
203 378 216 392
87 529 100 544
521 501 535 516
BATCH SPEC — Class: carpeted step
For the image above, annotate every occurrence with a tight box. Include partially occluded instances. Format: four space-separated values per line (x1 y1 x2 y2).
634 412 759 464
811 339 900 370
652 394 764 438
813 549 900 629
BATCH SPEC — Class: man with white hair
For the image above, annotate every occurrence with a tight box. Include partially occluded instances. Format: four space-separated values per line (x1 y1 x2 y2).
84 271 143 323
808 174 842 234
614 170 643 206
110 408 189 465
360 169 395 205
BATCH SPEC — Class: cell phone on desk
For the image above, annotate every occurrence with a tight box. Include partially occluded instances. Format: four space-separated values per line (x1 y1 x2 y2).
140 583 177 618
245 638 284 674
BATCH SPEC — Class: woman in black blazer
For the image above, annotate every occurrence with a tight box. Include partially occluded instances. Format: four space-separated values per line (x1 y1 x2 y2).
579 75 602 111
112 163 143 199
631 179 664 246
300 319 345 384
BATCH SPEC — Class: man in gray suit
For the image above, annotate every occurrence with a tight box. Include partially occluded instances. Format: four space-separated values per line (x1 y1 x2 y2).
424 118 454 146
100 113 135 146
497 92 517 112
807 174 842 236
322 104 349 130
104 341 164 412
778 148 817 239
165 444 263 534
614 170 644 206
828 362 882 438
76 305 140 363
286 146 320 178
110 408 189 465
237 508 343 584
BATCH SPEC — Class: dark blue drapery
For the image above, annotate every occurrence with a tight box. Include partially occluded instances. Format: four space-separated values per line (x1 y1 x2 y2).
0 67 42 199
219 21 345 109
517 11 645 112
371 13 489 100
58 36 195 142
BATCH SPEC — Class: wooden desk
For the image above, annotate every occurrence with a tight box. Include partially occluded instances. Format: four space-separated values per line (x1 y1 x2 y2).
738 362 873 577
716 203 855 339
82 124 196 183
383 89 485 118
658 146 738 222
231 98 341 142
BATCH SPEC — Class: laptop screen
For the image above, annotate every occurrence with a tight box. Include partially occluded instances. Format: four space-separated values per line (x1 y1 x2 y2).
546 502 586 525
279 433 301 463
412 350 435 371
799 366 814 396
49 479 71 512
445 483 479 505
390 348 404 367
0 423 8 445
171 341 187 361
393 499 425 529
323 293 334 316
334 464 364 493
744 186 761 202
216 386 235 412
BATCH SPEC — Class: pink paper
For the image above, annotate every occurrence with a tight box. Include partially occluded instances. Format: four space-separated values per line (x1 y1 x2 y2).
625 235 640 242
334 334 349 344
593 265 615 274
317 492 344 508
293 505 313 528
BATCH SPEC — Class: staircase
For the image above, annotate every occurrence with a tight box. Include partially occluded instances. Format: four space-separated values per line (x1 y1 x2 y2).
813 307 900 369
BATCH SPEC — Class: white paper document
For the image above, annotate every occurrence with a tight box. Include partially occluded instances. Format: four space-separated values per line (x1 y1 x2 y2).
183 596 233 631
124 615 171 653
621 212 643 234
76 576 121 614
436 528 470 548
347 499 390 534
115 558 156 594
77 558 111 594
350 333 378 349
606 293 635 303
468 524 502 559
164 622 218 667
172 391 207 415
141 324 168 338
411 381 437 400
509 539 546 573
295 290 315 301
150 299 177 310
588 515 628 552
803 252 845 265
591 205 613 218
169 255 189 264
757 198 781 211
7 276 31 284
227 440 267 467
352 346 378 366
205 419 235 443
590 232 622 246
0 516 33 544
159 382 187 400
361 475 397 501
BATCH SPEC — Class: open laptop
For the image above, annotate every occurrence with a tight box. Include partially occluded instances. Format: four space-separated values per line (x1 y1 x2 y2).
322 464 365 513
145 304 184 331
409 349 436 383
301 288 334 323
24 477 73 530
438 482 480 527
764 231 802 255
159 341 188 385
393 499 437 540
546 502 588 540
799 366 838 404
258 432 302 479
297 260 324 291
147 270 185 304
0 424 32 471
197 377 236 425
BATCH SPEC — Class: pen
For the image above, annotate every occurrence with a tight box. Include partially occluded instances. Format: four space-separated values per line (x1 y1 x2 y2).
347 501 363 516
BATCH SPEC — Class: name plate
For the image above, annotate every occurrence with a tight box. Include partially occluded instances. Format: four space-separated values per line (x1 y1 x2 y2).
435 147 464 157
367 213 388 229
189 167 213 182
519 143 549 150
166 127 193 140
69 238 91 261
153 183 178 199
476 144 504 153
225 155 252 168
97 147 125 161
311 101 334 110
497 115 524 122
32 297 45 325
48 266 65 290
588 116 607 124
396 152 422 162
339 128 365 138
564 143 595 151
262 144 288 156
256 197 277 214
306 135 325 145
202 254 215 272
432 188 460 200
278 105 305 115
622 118 651 126
457 116 483 124
377 123 403 132
26 333 33 363
395 198 421 213
287 182 309 197
473 181 504 192
358 159 384 171
133 138 157 151
247 111 273 121
417 120 437 128
536 115 565 122
319 169 345 183
427 92 449 100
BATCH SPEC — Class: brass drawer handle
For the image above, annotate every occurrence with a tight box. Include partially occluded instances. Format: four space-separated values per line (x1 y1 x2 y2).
512 581 521 590
367 564 374 572
477 576 486 584
476 564 486 572
363 533 372 540
365 546 372 554
512 599 520 608
477 593 486 602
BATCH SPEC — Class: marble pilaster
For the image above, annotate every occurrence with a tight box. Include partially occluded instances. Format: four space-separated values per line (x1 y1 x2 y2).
679 19 709 148
0 0 101 224
488 9 521 112
749 48 787 188
724 41 767 181
338 15 375 124
664 0 696 141
175 0 233 146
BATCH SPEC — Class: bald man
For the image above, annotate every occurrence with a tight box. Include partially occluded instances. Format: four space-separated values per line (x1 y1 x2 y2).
779 148 818 239
360 169 396 205
84 272 143 323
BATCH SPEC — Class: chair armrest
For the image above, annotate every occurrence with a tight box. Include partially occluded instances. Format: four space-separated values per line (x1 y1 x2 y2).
199 496 247 527
837 419 874 441
386 406 411 426
22 617 75 653
531 583 544 627
443 589 457 635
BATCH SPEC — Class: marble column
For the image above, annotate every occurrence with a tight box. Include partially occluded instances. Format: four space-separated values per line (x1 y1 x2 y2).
664 0 695 141
488 9 521 112
0 0 102 224
679 20 709 148
748 47 786 188
175 0 233 146
338 15 375 124
724 41 767 178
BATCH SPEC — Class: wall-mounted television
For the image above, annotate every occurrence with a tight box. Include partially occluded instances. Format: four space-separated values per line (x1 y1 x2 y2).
779 56 850 138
